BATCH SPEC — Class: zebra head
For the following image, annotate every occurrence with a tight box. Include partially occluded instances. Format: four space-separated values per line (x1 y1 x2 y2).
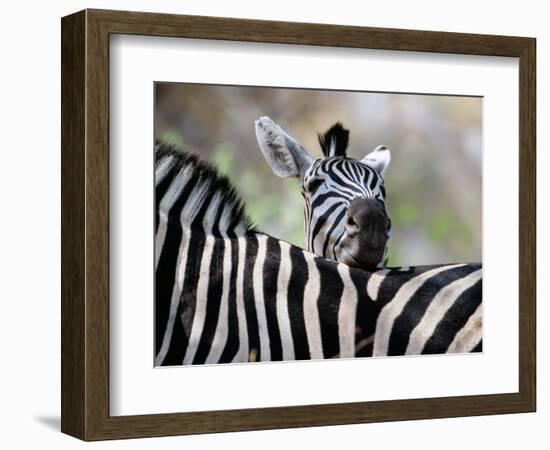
255 116 391 269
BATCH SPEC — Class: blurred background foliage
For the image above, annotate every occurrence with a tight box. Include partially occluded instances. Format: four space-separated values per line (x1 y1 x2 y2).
155 83 482 266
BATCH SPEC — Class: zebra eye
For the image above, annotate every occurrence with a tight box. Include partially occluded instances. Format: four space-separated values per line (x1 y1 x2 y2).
307 178 324 192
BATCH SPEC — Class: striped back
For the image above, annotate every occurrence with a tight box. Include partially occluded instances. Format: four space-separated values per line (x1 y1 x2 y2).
154 145 482 366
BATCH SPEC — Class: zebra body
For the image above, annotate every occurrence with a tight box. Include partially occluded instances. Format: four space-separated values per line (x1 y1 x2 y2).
155 144 482 366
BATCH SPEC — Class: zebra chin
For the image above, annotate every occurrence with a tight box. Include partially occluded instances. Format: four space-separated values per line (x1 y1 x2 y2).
337 241 387 270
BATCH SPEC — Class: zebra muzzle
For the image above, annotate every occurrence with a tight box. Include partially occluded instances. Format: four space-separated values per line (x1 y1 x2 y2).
340 197 389 269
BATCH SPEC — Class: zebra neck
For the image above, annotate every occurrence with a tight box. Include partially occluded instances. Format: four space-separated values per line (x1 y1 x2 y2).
155 144 254 238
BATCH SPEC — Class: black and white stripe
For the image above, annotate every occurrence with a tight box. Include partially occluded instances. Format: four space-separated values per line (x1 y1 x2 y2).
302 156 390 260
154 145 482 366
254 117 392 269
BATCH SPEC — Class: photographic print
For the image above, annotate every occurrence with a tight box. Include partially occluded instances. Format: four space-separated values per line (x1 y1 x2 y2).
61 11 535 439
154 83 482 366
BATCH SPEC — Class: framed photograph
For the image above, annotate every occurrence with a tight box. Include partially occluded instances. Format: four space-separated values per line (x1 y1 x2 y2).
61 9 536 440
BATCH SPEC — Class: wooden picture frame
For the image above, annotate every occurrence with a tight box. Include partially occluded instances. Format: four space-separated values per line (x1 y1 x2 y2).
61 9 536 441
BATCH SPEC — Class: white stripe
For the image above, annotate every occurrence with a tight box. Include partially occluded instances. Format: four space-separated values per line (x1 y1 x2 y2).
202 191 223 234
232 238 249 362
306 192 343 252
312 203 346 256
406 269 482 355
373 264 465 356
219 202 241 234
154 227 190 365
233 222 248 235
182 235 216 364
364 168 374 193
155 154 175 183
276 241 295 361
447 304 483 353
337 264 358 358
154 223 169 269
367 269 390 301
204 238 232 364
328 138 336 157
325 177 362 198
155 165 194 268
311 192 346 216
179 179 211 229
303 252 323 360
253 235 271 361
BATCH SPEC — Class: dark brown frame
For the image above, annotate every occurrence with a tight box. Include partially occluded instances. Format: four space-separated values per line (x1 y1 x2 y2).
61 9 536 441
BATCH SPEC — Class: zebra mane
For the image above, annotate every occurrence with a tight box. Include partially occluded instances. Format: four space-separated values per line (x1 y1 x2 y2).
155 143 255 236
318 122 350 157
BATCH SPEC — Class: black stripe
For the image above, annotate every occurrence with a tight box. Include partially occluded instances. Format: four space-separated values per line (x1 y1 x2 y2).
472 340 483 353
154 232 189 366
320 159 333 172
263 237 283 361
376 266 440 305
422 279 482 354
369 168 381 190
329 179 364 197
349 161 365 187
192 238 225 365
387 265 479 356
346 161 362 183
331 230 346 260
311 191 348 211
349 267 381 353
355 341 373 357
310 202 343 250
190 181 215 230
315 257 343 358
243 235 260 360
322 208 347 257
227 207 243 237
219 238 241 363
157 302 187 366
154 172 199 357
287 246 310 360
210 202 225 239
162 232 206 365
338 160 355 182
327 169 365 196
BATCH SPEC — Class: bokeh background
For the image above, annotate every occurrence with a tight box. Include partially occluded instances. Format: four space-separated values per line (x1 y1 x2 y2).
155 83 482 266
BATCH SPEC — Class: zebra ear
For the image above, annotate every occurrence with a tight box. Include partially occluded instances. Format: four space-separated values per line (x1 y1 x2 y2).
361 145 391 177
255 116 314 178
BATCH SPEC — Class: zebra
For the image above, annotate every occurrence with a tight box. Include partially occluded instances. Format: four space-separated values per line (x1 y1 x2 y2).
154 143 482 366
255 116 391 270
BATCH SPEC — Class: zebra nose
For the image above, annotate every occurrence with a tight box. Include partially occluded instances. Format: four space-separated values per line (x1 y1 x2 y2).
346 197 388 237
